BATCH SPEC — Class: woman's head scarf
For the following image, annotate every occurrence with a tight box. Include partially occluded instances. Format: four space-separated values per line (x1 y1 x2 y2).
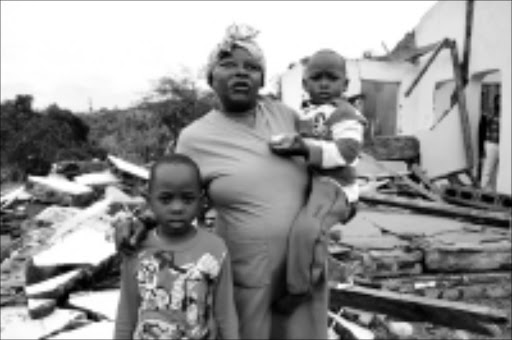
206 24 266 86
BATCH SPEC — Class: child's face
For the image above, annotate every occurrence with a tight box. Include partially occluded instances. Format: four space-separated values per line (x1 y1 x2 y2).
149 163 201 237
303 69 346 105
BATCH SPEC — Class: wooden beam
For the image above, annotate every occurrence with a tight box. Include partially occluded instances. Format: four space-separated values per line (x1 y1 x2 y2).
330 285 508 336
448 39 476 176
462 0 475 86
361 153 443 202
405 39 448 97
360 192 511 227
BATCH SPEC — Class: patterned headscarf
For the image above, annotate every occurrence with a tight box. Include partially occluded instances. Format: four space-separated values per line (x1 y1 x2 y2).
206 24 266 85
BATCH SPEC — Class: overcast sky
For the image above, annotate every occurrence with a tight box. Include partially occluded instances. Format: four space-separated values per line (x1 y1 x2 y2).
1 1 436 112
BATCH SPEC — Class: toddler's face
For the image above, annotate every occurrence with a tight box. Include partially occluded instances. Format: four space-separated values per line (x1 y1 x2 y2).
304 69 346 105
149 163 201 237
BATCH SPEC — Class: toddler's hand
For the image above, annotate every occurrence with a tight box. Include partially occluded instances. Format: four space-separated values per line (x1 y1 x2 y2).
269 134 308 157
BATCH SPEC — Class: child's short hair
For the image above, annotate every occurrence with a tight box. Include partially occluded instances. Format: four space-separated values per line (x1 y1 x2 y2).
149 153 202 193
304 49 347 79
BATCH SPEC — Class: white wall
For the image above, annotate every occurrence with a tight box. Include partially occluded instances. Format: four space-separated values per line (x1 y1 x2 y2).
408 0 511 193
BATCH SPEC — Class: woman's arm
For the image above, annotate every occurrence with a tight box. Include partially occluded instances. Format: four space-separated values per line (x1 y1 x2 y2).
213 252 239 340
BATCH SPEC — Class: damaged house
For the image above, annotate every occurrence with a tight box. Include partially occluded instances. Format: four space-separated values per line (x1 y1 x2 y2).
279 0 511 195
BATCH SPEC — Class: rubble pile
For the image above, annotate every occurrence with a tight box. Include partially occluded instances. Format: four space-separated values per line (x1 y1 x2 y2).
0 156 149 339
0 153 510 339
324 153 511 340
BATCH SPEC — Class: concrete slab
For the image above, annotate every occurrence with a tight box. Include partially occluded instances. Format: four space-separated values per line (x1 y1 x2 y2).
0 307 85 339
33 227 115 267
48 321 114 340
25 269 82 299
68 289 120 321
34 206 82 226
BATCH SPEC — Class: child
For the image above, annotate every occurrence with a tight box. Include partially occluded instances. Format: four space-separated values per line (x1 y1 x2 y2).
114 154 239 340
269 49 366 313
271 48 366 213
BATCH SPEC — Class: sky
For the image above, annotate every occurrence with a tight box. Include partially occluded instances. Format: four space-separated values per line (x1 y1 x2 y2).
1 1 436 112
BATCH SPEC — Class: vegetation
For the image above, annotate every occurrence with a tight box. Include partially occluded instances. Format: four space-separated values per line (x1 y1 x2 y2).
1 75 217 183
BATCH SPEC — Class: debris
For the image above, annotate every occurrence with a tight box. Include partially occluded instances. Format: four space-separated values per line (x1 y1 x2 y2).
33 227 115 267
330 284 507 336
328 310 375 340
27 175 94 206
68 289 119 321
107 155 149 181
424 241 511 272
360 191 511 227
27 297 56 319
25 269 84 300
0 307 86 340
47 320 114 340
74 171 119 187
387 321 414 339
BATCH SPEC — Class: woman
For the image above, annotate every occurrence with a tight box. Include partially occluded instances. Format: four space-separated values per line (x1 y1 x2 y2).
117 24 330 339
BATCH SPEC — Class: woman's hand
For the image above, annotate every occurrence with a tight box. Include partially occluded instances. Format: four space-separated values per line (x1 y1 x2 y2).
269 133 308 158
113 210 153 256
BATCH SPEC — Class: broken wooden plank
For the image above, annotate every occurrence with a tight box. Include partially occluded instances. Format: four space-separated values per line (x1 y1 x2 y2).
360 192 511 227
448 39 475 174
405 39 449 97
330 284 508 336
361 153 443 202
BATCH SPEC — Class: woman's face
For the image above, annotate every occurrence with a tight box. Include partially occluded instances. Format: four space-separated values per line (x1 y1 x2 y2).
210 47 263 112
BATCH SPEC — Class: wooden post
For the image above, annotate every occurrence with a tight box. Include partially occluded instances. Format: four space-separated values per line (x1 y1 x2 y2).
448 39 476 177
462 0 475 87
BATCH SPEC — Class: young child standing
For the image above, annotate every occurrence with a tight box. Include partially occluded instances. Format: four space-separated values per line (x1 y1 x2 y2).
270 49 366 313
114 154 239 340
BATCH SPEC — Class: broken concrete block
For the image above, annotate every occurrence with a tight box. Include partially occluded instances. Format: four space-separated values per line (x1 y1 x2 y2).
68 289 119 321
47 320 114 340
0 306 86 339
329 311 375 340
424 242 512 272
33 206 82 227
105 185 145 205
27 175 94 207
33 227 115 267
107 155 149 180
387 321 414 339
366 249 423 278
27 298 56 319
0 185 31 209
74 171 119 187
25 269 83 299
46 197 113 243
441 288 461 301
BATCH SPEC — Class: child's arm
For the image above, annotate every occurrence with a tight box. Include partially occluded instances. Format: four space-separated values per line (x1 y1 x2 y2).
305 106 366 169
213 252 239 340
113 254 140 340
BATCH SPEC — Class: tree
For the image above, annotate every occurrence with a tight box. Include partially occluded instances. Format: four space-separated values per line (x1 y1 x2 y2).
44 103 90 142
139 75 218 141
1 95 105 181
